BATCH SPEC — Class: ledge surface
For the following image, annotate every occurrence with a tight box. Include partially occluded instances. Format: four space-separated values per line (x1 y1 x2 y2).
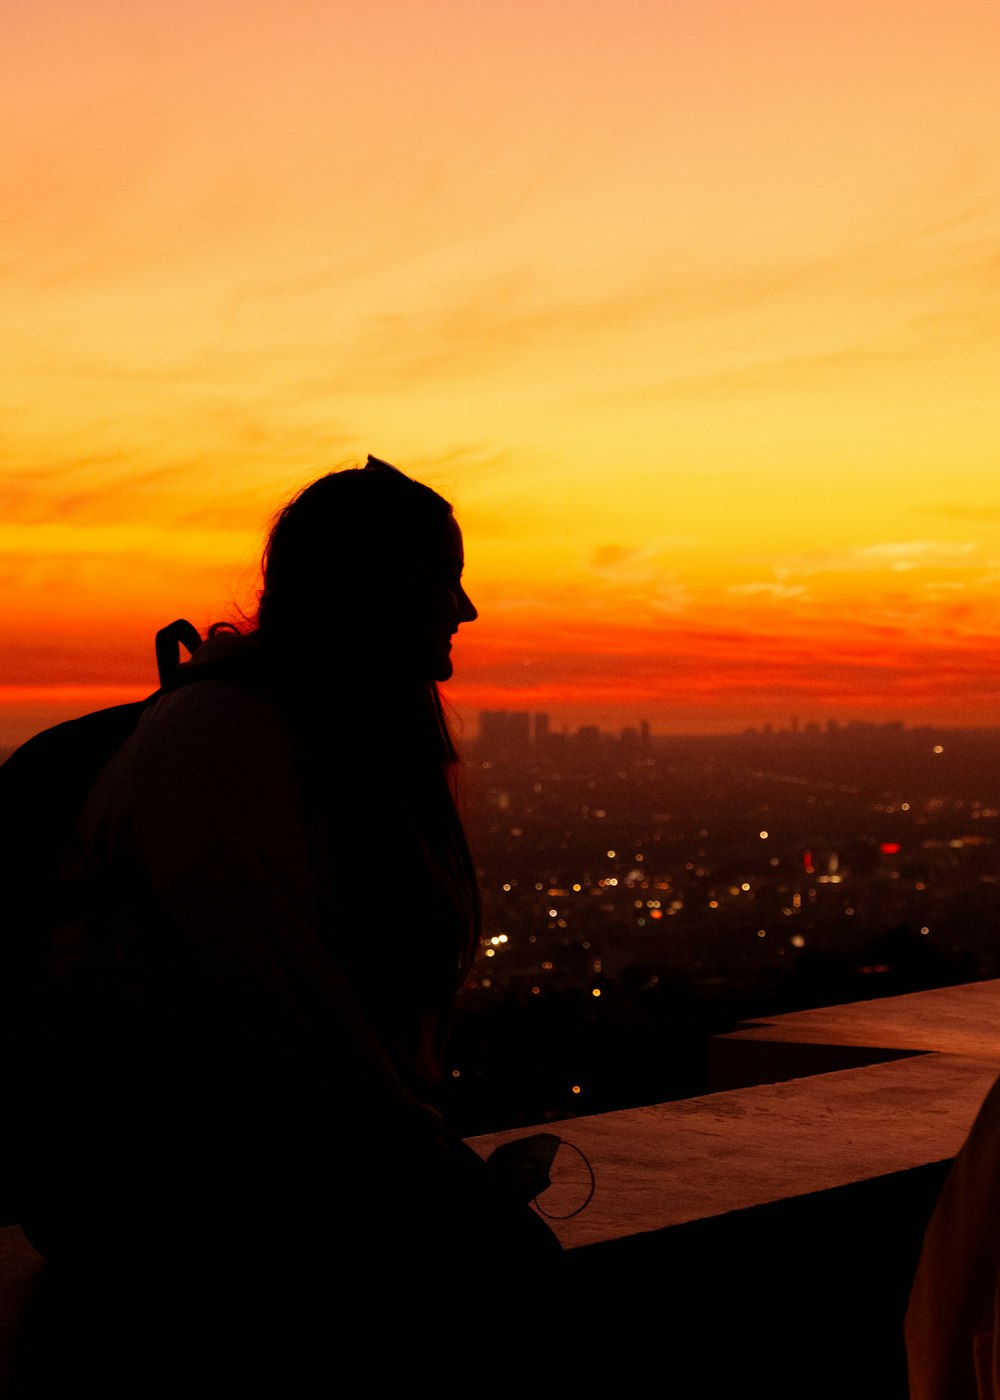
469 1051 1000 1248
717 978 1000 1056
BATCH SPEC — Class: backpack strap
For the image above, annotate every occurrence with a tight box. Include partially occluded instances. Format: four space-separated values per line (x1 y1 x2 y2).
155 619 203 689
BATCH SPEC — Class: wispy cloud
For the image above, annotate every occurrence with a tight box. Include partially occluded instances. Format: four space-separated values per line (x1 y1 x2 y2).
728 582 809 601
771 541 982 581
855 541 978 562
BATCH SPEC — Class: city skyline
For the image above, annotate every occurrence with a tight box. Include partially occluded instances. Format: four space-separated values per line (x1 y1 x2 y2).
4 2 1000 746
470 708 972 747
6 692 1000 759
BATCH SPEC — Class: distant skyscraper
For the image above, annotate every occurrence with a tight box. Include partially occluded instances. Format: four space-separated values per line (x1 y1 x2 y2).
478 710 508 752
507 711 531 751
478 710 532 761
576 725 602 760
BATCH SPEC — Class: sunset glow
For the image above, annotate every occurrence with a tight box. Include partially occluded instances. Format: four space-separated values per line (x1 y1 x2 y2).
4 0 1000 745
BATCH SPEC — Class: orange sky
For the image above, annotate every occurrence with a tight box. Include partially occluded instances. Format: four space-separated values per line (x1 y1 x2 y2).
4 0 1000 746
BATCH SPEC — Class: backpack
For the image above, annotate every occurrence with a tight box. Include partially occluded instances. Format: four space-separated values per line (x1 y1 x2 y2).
0 619 202 1020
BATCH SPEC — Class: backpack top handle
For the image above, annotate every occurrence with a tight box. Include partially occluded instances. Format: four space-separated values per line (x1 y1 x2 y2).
155 619 203 689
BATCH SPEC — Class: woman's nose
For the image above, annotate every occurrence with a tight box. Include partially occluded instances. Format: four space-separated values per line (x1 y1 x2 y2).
458 586 478 623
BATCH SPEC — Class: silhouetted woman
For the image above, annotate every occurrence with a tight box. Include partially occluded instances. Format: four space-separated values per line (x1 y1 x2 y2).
16 458 561 1391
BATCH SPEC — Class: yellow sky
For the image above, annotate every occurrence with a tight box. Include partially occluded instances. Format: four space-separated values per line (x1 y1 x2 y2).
3 0 1000 744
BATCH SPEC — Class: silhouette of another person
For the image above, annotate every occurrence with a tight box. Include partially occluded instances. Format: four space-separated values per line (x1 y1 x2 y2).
906 1073 1000 1399
12 458 562 1392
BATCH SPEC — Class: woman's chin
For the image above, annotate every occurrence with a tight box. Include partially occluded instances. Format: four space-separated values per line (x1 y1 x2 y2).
431 656 454 682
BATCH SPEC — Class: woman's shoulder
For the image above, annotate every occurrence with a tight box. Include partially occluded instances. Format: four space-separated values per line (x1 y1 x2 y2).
80 665 291 854
96 663 305 847
138 673 289 769
150 673 273 721
144 629 277 735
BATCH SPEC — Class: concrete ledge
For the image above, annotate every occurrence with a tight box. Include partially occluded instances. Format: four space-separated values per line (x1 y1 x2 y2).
468 1052 1000 1251
466 981 1000 1397
718 979 1000 1057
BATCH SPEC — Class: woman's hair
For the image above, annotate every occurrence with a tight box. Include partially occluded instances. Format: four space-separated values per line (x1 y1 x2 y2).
255 457 454 661
240 458 481 1080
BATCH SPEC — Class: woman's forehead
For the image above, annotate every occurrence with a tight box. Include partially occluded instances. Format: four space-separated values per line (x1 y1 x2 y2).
442 514 464 560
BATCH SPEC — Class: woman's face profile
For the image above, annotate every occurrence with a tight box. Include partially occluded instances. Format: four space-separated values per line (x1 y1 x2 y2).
416 513 477 681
